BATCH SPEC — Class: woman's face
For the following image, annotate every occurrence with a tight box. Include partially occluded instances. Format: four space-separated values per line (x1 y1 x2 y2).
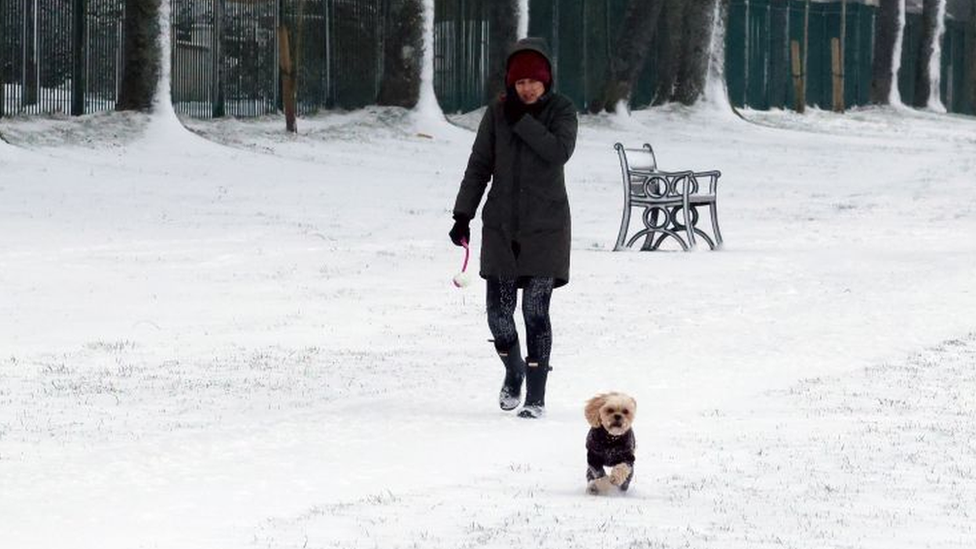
515 78 546 104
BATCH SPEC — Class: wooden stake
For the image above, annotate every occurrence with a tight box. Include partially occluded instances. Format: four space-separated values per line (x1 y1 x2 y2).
791 40 805 113
278 25 297 133
832 37 845 112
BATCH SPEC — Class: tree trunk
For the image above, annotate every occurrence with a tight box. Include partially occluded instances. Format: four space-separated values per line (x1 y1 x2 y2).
116 0 161 112
653 0 687 105
768 0 790 107
484 0 519 103
674 0 717 105
597 0 665 112
870 0 900 104
376 0 424 108
969 1 976 114
913 0 941 107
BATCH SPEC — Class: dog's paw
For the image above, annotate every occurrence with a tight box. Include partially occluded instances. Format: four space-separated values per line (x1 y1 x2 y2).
609 463 632 486
587 476 614 495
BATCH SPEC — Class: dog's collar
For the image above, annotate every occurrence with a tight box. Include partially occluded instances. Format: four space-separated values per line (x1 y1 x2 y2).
600 426 626 440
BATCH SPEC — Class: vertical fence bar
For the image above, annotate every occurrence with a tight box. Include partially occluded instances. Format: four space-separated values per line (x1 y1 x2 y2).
0 0 4 118
213 0 224 117
72 0 84 114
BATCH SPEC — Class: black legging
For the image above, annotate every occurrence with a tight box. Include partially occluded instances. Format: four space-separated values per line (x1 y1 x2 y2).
486 277 554 362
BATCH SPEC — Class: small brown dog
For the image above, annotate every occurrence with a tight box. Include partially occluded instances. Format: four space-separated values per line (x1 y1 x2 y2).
584 392 637 495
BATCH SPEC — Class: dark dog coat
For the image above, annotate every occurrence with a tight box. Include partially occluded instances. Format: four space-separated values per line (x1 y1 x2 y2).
586 426 636 490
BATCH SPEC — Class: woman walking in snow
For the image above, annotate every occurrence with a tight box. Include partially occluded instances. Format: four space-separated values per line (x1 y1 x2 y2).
449 37 578 419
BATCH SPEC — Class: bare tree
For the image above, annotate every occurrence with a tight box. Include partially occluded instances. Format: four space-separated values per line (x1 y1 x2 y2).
376 0 424 108
652 0 687 105
484 0 519 102
870 0 901 104
117 0 161 112
674 0 718 105
913 0 943 107
596 0 666 112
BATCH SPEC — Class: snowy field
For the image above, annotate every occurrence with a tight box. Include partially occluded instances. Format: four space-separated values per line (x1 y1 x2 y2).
2 102 976 549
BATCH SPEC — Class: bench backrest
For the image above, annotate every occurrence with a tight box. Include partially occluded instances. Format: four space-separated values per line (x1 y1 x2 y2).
614 142 658 172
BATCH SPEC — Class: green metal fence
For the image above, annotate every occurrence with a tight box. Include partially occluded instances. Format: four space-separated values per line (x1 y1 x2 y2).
2 0 974 119
432 0 491 114
727 0 876 110
0 0 124 118
170 0 384 118
942 18 973 115
727 0 973 115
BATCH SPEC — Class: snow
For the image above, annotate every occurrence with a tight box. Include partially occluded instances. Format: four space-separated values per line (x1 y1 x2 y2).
519 0 530 39
2 92 976 548
891 0 908 107
701 0 735 117
412 0 446 136
926 0 948 113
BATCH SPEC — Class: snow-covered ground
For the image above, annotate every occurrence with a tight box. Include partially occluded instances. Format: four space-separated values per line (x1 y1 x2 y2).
1 102 975 548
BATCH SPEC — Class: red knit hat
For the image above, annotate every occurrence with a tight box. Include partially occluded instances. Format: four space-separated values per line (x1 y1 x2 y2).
506 50 551 88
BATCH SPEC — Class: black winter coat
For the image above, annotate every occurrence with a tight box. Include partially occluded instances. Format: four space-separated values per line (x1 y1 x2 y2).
586 427 636 469
452 87 578 288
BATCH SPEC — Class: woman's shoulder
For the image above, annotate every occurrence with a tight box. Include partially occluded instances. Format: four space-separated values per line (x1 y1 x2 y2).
548 92 578 114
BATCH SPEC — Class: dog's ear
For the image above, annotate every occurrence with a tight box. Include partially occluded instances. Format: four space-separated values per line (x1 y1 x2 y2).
627 395 637 417
584 394 606 428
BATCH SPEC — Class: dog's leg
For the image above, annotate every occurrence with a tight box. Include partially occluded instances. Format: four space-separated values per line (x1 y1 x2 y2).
609 463 633 491
586 466 613 495
587 476 614 495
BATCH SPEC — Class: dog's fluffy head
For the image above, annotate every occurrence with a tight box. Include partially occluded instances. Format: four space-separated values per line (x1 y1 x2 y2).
585 392 637 436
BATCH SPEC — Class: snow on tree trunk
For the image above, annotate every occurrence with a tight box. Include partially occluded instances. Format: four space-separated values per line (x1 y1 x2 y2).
376 0 424 108
414 0 443 122
914 0 947 111
871 0 903 105
889 0 907 106
702 0 732 113
117 0 161 112
152 0 178 124
598 0 665 112
518 0 529 39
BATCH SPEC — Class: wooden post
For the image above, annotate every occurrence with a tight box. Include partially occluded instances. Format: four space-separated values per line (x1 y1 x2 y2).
840 0 847 109
278 25 297 133
802 0 810 107
831 37 844 112
791 40 805 113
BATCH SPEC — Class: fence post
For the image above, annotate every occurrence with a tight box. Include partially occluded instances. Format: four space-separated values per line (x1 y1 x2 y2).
212 0 225 117
24 0 37 105
72 0 86 115
831 37 844 112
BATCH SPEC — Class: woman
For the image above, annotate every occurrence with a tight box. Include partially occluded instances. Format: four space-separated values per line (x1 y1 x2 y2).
449 37 578 419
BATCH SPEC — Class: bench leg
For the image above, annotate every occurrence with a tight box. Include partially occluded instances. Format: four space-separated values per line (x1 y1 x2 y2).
709 203 723 248
615 204 632 251
682 207 697 249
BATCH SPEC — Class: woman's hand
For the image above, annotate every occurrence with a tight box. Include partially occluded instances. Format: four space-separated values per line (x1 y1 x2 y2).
449 214 471 246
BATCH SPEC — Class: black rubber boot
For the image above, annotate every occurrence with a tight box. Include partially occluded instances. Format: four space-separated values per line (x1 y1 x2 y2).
517 358 550 418
496 341 525 411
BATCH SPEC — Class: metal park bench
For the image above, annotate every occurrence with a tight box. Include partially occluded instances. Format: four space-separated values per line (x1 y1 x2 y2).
613 143 723 251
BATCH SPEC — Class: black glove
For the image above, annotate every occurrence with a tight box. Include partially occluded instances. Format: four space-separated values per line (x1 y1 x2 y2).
503 93 527 126
504 91 548 126
449 214 471 246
